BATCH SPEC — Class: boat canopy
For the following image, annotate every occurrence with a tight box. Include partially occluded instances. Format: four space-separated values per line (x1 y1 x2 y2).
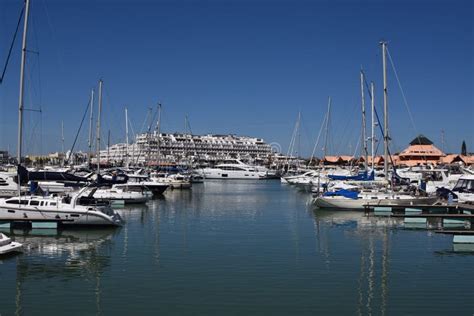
328 170 374 181
17 165 89 184
323 189 359 200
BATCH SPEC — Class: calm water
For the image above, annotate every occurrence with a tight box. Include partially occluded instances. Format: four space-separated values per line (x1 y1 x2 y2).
1 181 473 315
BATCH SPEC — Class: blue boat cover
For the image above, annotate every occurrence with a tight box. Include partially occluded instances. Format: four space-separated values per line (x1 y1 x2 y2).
323 189 359 199
328 170 374 181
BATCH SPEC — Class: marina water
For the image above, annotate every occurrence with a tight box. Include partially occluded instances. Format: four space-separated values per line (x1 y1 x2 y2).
1 180 473 315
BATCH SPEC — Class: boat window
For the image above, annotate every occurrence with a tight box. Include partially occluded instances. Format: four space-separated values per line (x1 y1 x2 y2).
40 201 44 206
50 202 57 206
30 200 40 206
6 199 28 205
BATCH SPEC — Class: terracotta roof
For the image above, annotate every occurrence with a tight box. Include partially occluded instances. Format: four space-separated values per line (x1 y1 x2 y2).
399 144 444 157
323 156 342 163
339 155 355 162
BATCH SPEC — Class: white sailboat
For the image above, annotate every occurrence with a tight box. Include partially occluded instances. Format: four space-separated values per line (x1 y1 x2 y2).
0 0 123 227
0 187 123 226
313 42 438 210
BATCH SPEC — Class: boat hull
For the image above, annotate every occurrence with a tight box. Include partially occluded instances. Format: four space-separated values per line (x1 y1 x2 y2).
313 196 438 210
0 205 122 226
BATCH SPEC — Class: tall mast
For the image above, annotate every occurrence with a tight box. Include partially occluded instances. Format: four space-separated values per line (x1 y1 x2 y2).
96 79 103 173
381 41 389 181
371 82 375 172
87 89 94 167
17 0 31 195
323 96 331 160
61 120 65 166
125 107 129 167
296 111 301 162
360 70 368 171
156 103 162 164
107 130 110 165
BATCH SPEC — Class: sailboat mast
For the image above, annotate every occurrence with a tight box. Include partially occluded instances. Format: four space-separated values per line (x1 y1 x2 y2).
125 107 129 167
360 71 368 171
17 1 30 164
381 41 389 181
107 130 110 165
371 82 375 172
88 89 94 167
156 103 162 164
96 79 103 173
323 97 331 160
61 120 65 166
17 0 30 194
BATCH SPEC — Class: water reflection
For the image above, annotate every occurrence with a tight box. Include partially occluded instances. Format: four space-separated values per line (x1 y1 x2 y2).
309 209 396 316
0 181 472 315
0 228 117 316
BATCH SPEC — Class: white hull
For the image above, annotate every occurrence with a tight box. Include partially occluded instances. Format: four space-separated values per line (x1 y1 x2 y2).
0 233 22 255
92 185 152 204
0 191 123 226
200 168 266 180
313 195 438 210
0 205 122 226
168 182 192 189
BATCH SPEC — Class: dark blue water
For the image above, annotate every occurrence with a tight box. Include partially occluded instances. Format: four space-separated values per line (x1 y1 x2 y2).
1 181 473 315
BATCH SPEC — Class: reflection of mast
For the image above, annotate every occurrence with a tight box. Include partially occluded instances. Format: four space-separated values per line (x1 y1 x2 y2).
357 245 365 316
154 202 161 265
310 211 330 266
367 236 375 315
15 256 22 316
381 228 389 316
95 270 101 316
123 216 128 257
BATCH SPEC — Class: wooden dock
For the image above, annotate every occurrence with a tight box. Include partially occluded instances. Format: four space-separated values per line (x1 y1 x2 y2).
364 203 474 215
363 203 474 236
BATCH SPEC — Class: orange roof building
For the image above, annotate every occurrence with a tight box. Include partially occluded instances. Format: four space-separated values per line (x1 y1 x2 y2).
397 135 444 166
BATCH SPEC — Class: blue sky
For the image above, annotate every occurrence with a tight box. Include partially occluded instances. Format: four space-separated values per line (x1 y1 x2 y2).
0 0 472 157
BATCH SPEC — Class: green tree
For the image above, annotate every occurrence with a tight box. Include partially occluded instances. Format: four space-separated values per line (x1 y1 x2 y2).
461 140 467 155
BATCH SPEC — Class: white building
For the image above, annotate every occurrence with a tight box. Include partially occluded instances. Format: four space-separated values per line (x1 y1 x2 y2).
99 132 274 165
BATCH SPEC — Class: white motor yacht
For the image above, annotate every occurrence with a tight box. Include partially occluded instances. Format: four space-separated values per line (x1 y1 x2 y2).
0 187 123 226
396 167 463 193
199 161 268 180
92 184 152 204
150 173 192 189
0 233 23 255
0 172 21 198
125 174 169 196
452 175 474 203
